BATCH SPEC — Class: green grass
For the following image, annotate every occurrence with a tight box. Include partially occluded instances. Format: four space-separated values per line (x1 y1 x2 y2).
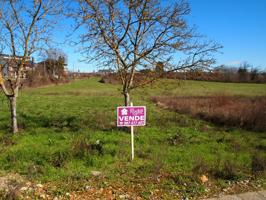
0 77 265 199
135 79 266 98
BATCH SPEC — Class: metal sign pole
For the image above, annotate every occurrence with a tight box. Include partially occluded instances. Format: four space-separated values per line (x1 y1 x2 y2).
130 102 134 161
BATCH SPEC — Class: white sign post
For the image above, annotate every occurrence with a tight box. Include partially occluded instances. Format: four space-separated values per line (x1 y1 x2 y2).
117 103 146 161
130 102 134 161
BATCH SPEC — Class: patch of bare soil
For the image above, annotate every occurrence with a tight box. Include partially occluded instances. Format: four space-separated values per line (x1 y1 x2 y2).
0 173 56 199
0 172 265 199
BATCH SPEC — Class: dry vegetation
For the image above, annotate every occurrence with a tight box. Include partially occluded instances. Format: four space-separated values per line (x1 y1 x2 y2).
151 95 266 131
22 68 69 88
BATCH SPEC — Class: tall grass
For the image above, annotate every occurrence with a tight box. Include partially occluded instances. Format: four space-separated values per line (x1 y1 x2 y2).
151 96 266 131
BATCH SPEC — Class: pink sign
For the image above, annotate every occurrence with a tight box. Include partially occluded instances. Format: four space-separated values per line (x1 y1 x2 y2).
117 106 146 127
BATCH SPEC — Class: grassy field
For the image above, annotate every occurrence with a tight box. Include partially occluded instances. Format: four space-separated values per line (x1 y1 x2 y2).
0 78 265 199
135 79 266 97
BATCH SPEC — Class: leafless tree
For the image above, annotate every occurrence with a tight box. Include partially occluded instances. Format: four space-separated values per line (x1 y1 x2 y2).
0 0 63 133
72 0 222 105
44 48 68 63
41 48 68 80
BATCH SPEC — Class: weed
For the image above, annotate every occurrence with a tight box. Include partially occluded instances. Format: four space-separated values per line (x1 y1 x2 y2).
167 131 185 145
50 151 69 168
192 156 209 175
0 188 20 200
0 135 16 146
72 136 103 159
211 159 239 180
5 154 17 165
251 153 266 175
256 145 266 151
27 164 43 178
84 157 94 167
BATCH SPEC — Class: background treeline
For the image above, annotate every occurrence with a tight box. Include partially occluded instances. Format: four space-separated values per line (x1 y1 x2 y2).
98 62 266 85
167 63 266 83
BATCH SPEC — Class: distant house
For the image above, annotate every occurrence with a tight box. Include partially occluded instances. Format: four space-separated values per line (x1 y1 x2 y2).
0 54 33 79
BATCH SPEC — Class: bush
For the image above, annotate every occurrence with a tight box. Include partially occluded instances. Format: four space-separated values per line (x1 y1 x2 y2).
99 74 120 84
167 131 185 145
251 153 266 175
50 151 69 168
192 156 209 175
72 136 103 160
211 159 239 180
0 135 16 146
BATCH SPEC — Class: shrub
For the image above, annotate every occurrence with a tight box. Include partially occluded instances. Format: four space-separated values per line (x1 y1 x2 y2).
211 159 239 180
99 74 120 84
72 136 103 159
251 153 266 175
192 156 209 175
27 164 43 178
50 151 69 168
167 131 185 145
0 135 16 146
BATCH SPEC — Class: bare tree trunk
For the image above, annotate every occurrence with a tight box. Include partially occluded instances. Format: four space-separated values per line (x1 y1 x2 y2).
9 96 18 133
124 92 130 106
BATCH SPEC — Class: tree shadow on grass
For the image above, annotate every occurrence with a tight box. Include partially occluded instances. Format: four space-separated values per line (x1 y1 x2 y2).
18 112 125 133
19 113 82 132
0 110 130 133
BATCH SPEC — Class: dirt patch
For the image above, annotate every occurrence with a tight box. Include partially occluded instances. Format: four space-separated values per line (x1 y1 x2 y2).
0 177 9 191
0 173 24 190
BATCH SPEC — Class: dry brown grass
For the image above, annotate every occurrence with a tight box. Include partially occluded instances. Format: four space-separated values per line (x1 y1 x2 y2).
151 95 266 131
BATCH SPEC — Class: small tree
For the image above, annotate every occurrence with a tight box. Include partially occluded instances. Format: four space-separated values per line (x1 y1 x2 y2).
0 0 63 133
42 48 68 80
250 67 259 82
238 62 250 82
155 61 165 77
73 0 222 105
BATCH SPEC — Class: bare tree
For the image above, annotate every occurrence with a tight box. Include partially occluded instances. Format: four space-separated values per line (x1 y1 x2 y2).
0 0 63 133
41 48 68 80
250 67 259 82
72 0 222 105
238 62 250 82
44 48 68 63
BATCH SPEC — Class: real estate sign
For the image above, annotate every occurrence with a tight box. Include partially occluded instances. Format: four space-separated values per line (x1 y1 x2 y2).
117 106 146 127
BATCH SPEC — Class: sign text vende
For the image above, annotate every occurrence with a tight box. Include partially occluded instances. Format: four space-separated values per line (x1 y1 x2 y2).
117 106 146 127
